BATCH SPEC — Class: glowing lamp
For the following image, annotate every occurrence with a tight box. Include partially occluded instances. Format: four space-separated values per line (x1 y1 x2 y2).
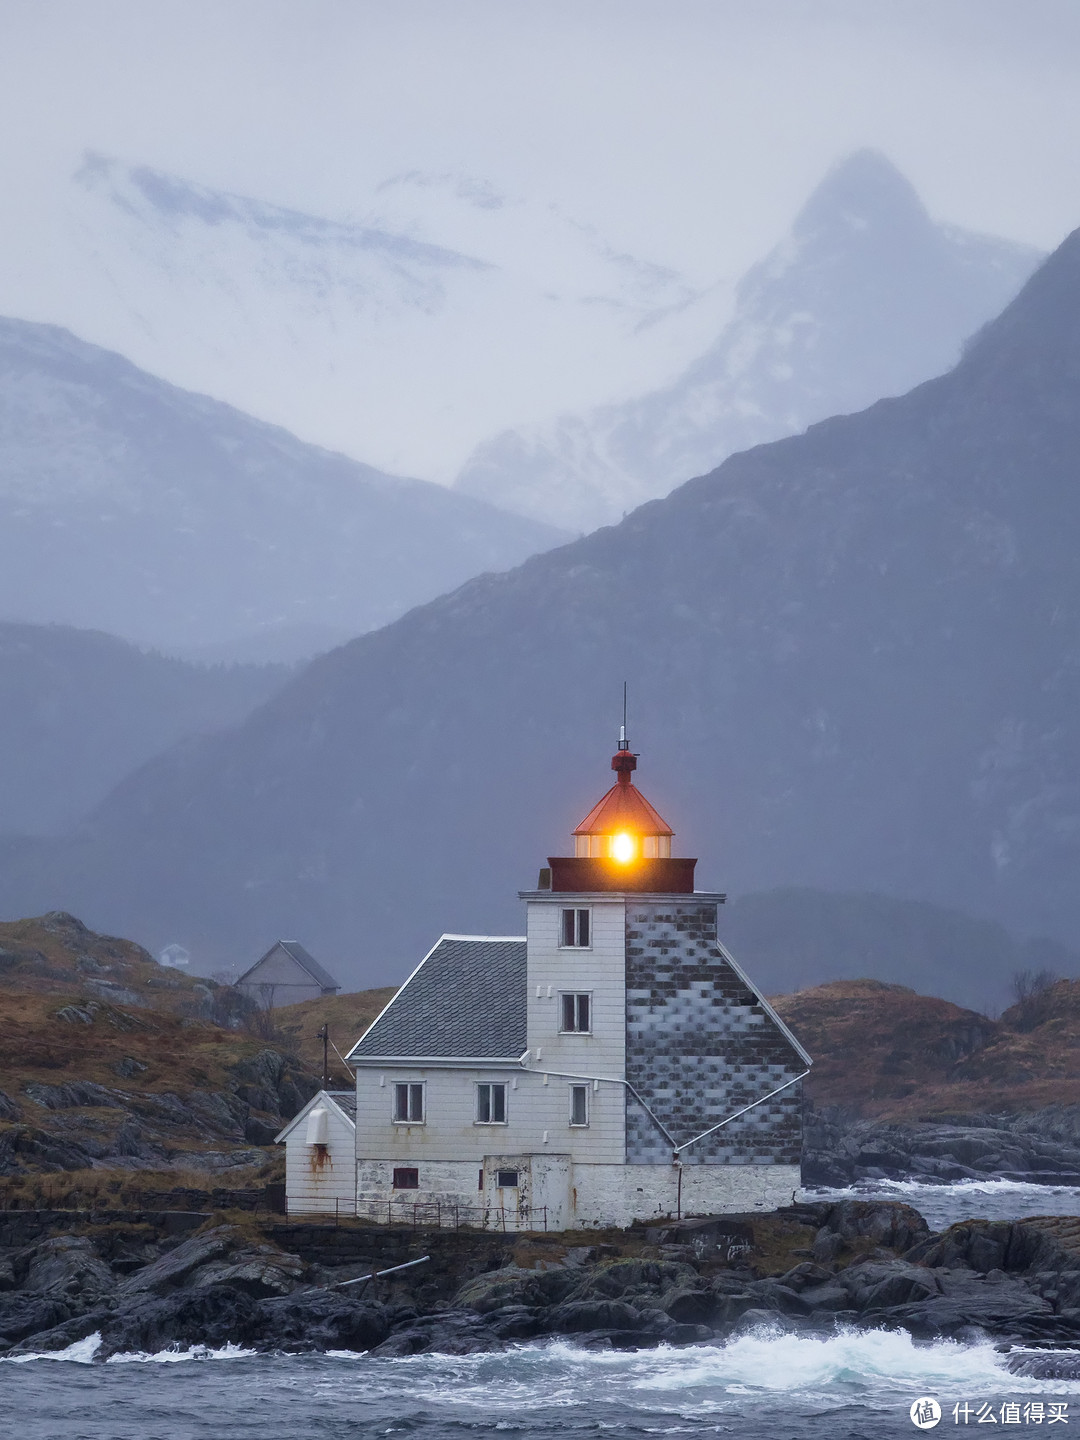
612 832 635 863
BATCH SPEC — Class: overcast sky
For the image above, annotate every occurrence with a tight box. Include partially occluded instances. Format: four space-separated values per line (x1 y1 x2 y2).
3 0 1080 285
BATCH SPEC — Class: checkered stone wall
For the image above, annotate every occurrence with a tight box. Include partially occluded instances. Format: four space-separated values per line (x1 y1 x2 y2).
624 902 805 1167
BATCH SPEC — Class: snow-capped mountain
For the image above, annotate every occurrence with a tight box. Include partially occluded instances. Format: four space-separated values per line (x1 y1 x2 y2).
0 317 565 660
0 155 725 482
455 152 1044 531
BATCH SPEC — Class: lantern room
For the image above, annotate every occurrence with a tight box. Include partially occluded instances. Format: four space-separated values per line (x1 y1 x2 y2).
572 744 674 861
543 736 698 895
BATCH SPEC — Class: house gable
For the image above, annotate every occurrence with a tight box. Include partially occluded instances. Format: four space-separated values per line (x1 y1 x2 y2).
237 940 340 996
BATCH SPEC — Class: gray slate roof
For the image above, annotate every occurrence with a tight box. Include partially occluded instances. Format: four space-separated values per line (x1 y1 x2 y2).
349 936 527 1060
238 940 340 991
325 1091 356 1121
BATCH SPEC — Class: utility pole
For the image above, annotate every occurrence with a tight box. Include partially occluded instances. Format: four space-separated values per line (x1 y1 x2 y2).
317 1024 329 1089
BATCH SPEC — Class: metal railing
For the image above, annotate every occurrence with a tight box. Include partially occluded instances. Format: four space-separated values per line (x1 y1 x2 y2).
285 1196 550 1230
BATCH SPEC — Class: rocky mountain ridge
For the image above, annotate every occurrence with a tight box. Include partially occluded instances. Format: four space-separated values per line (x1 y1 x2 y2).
0 317 565 660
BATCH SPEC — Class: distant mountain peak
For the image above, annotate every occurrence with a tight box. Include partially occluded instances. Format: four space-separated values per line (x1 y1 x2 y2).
793 149 929 238
456 153 1043 532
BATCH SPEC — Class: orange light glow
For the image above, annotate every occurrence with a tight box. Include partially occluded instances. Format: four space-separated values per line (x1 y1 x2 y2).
612 832 635 863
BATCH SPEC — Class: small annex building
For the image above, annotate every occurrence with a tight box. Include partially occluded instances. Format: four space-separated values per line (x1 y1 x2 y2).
278 731 812 1228
236 940 340 1008
275 1090 356 1216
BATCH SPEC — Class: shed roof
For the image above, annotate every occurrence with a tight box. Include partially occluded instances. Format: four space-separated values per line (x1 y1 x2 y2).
237 940 340 991
347 935 527 1061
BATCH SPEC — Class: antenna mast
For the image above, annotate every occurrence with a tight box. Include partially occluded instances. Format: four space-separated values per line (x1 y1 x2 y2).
619 681 628 750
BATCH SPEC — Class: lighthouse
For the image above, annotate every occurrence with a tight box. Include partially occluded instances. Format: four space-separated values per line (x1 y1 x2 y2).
281 731 811 1227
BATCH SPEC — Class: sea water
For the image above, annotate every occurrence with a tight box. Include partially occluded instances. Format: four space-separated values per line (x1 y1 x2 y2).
6 1182 1080 1440
802 1179 1080 1231
4 1331 1079 1440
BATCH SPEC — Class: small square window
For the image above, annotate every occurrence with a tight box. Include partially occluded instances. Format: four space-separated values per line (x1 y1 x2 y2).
560 908 591 947
560 992 591 1033
476 1082 507 1124
496 1169 519 1188
393 1082 424 1123
569 1084 589 1127
392 1167 419 1189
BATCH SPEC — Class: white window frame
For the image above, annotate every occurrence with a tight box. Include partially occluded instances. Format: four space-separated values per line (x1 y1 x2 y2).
475 1081 508 1125
392 1081 425 1124
569 1083 590 1127
559 907 592 949
559 991 592 1034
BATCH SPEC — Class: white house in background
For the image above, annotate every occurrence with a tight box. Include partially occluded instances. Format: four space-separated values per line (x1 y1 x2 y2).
236 940 340 1008
275 1091 356 1215
277 734 811 1228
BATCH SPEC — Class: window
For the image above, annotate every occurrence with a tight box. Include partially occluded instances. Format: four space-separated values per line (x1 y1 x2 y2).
569 1084 589 1127
393 1082 424 1123
476 1082 507 1124
560 907 591 948
560 992 591 1033
392 1167 419 1189
496 1169 519 1188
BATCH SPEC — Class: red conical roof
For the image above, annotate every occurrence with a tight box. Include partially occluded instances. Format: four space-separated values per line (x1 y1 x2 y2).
573 748 674 837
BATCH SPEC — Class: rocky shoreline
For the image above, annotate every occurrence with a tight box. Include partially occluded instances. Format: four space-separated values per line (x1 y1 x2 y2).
804 1106 1080 1187
4 1200 1080 1371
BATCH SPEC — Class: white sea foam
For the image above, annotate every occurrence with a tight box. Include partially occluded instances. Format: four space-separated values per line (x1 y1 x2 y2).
105 1342 257 1364
801 1179 1080 1229
3 1332 102 1364
322 1332 1080 1413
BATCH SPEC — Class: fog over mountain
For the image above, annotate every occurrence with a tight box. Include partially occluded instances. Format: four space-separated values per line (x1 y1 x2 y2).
0 318 565 661
2 154 724 482
3 223 1079 995
0 623 289 835
457 152 1042 531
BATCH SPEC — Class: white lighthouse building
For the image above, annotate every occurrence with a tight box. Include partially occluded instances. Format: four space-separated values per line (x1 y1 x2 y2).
279 736 810 1228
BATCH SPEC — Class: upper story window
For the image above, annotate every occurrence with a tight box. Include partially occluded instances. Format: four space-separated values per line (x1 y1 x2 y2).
569 1084 589 1127
393 1082 424 1124
476 1081 507 1125
560 992 591 1033
560 907 591 947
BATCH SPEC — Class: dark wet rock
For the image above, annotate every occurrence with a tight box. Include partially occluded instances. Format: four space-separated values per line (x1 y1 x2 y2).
373 1310 499 1357
479 1304 549 1340
255 1291 391 1352
1006 1349 1080 1380
20 1235 115 1305
117 1226 239 1297
661 1287 717 1324
838 1259 941 1311
0 1294 72 1343
547 1298 654 1334
0 1089 20 1121
187 1244 304 1298
98 1284 264 1358
799 1284 851 1312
